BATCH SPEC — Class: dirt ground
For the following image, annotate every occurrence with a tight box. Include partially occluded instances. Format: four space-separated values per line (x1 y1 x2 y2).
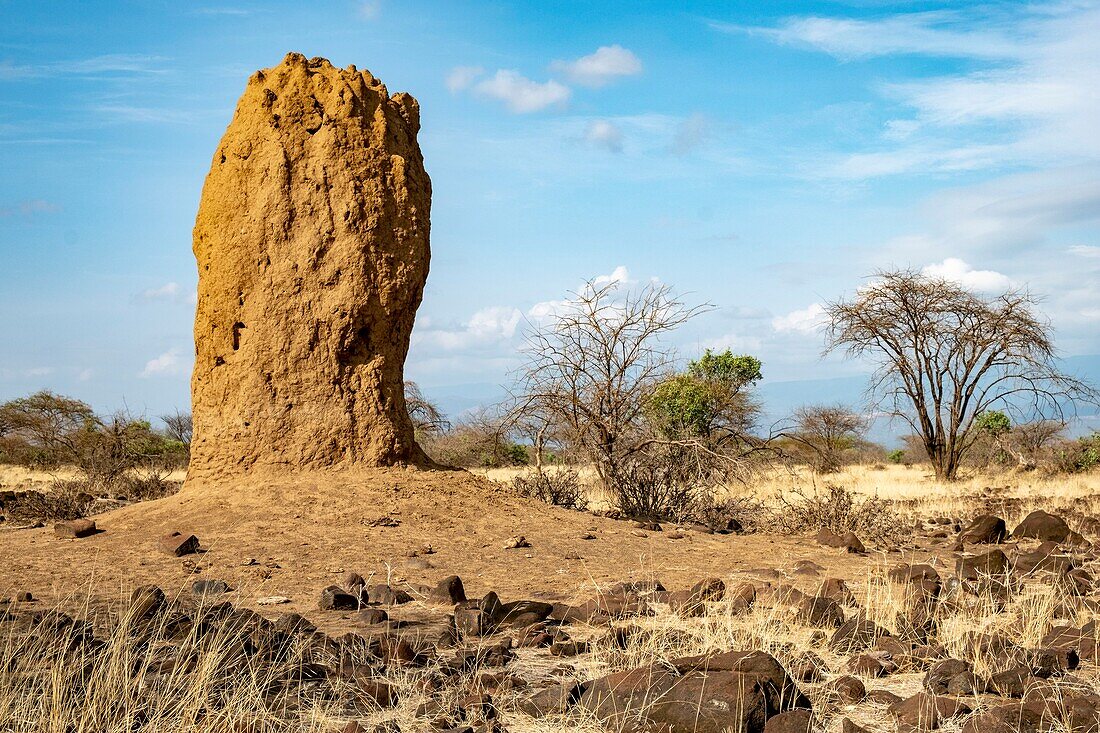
0 465 947 628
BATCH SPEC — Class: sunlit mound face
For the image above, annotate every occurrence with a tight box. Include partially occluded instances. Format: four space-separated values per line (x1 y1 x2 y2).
187 53 432 480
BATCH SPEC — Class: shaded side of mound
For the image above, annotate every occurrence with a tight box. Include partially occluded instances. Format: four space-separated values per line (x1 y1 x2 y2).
190 52 432 483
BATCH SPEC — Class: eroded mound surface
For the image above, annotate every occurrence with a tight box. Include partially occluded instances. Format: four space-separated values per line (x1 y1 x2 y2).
191 52 431 482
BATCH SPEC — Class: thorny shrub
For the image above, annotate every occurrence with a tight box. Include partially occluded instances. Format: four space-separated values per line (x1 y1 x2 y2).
770 484 905 546
511 468 588 511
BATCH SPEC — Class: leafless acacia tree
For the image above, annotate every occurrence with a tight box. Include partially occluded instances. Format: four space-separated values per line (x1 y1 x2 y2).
825 269 1096 480
792 404 866 474
403 381 450 437
160 410 193 447
516 279 709 488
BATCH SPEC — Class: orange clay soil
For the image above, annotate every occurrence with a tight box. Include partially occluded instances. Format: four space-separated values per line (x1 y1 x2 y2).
0 467 949 630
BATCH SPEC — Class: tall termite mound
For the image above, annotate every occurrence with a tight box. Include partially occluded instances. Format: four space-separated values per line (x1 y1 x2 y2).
189 52 430 482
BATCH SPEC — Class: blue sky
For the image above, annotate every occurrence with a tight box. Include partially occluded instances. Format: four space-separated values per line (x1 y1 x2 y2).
2 0 1099 422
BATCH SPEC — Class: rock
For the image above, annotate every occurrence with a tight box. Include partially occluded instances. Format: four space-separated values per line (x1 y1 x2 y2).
960 703 1042 733
342 572 366 592
887 563 942 599
366 585 412 605
830 616 890 653
989 666 1034 697
797 596 845 628
728 582 757 614
923 658 970 694
824 675 866 704
159 532 200 557
957 514 1007 544
431 575 467 604
191 579 230 598
502 536 530 549
847 653 893 677
889 692 971 729
257 596 291 606
320 585 359 611
668 577 725 617
53 519 96 538
763 709 814 733
817 577 855 604
14 591 32 603
816 528 866 553
189 52 432 480
1013 510 1072 543
516 681 585 717
578 650 809 733
128 585 166 621
955 548 1010 580
356 608 388 624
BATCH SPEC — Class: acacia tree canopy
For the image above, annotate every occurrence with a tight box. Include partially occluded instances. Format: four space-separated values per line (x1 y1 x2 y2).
825 269 1097 480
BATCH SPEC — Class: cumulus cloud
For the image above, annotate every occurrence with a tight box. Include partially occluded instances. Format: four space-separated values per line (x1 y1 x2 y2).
591 265 634 288
446 65 483 93
473 70 570 113
584 120 623 152
140 348 184 378
921 258 1013 291
551 45 642 87
772 303 826 334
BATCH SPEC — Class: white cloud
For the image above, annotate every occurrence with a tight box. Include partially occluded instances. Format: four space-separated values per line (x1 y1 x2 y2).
592 265 633 288
921 258 1013 291
446 65 483 93
473 70 570 113
415 306 523 351
140 348 184 378
719 12 1018 61
77 368 93 382
584 120 623 152
739 5 1100 179
551 45 642 87
1068 245 1100 258
140 282 181 300
25 367 54 377
772 303 826 334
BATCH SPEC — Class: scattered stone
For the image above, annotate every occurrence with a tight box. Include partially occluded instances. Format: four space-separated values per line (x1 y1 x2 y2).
763 709 814 733
1013 510 1072 543
816 528 866 553
53 519 97 538
957 514 1007 545
824 675 866 704
890 692 971 729
830 616 890 653
257 596 291 606
320 585 359 611
797 596 845 628
356 608 388 624
159 532 200 557
502 536 530 550
431 575 467 605
191 579 230 598
955 548 1010 580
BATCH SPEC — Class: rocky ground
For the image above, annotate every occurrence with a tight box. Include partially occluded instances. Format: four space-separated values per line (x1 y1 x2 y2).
2 468 1100 732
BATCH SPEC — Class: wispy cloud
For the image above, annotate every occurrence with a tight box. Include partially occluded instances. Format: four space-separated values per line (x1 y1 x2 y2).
714 11 1018 61
1069 245 1100 259
2 54 170 80
734 4 1100 180
0 199 60 217
550 45 642 87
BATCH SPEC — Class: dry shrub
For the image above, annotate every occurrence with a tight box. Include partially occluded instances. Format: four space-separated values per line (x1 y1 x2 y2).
119 472 181 502
770 484 904 545
511 468 588 510
3 480 95 521
688 494 767 533
608 457 700 521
